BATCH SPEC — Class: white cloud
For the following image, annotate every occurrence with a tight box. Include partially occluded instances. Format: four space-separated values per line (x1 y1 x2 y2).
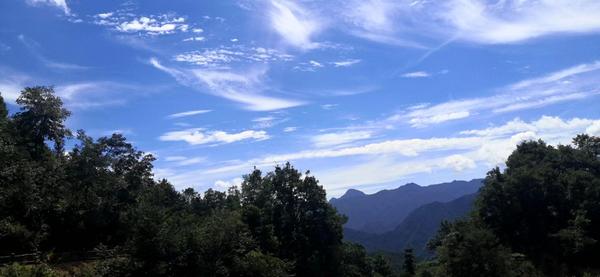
55 82 129 109
443 154 476 171
311 131 372 148
176 157 206 166
117 17 179 35
174 47 293 67
309 60 323 67
160 128 270 145
18 34 89 71
321 104 337 110
93 13 191 36
152 115 600 195
332 59 361 67
97 12 113 19
214 177 243 190
397 61 600 127
0 83 22 104
268 0 322 49
0 70 134 108
0 71 29 104
167 109 211 119
441 0 600 44
263 137 482 162
150 58 304 111
329 0 600 47
401 71 430 78
26 0 70 14
587 122 600 136
409 111 471 127
252 116 288 129
165 156 187 162
283 126 298 132
183 37 205 42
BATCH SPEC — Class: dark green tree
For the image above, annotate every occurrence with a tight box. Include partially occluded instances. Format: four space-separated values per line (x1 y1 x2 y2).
403 248 416 276
13 86 71 157
240 163 346 276
475 137 600 275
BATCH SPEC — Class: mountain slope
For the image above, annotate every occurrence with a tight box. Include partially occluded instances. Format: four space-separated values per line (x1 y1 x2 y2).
330 179 482 234
344 193 477 257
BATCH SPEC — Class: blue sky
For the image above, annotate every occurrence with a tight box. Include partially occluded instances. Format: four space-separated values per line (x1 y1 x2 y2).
1 0 600 196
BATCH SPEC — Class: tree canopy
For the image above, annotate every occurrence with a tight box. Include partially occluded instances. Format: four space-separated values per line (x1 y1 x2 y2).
426 136 600 277
0 87 396 276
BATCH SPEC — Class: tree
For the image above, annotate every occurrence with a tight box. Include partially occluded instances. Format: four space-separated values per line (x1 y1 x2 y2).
13 86 71 157
475 137 600 275
370 254 394 277
403 248 416 276
240 163 346 276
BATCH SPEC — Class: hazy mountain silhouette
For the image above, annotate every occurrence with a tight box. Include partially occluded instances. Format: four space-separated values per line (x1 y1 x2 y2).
344 193 477 257
330 179 483 234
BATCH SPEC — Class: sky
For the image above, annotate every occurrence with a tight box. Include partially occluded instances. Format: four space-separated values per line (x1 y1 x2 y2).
1 0 600 197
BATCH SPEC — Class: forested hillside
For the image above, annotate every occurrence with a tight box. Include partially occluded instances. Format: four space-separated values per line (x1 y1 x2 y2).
330 180 482 233
2 87 600 277
345 193 476 257
0 87 395 276
421 134 600 277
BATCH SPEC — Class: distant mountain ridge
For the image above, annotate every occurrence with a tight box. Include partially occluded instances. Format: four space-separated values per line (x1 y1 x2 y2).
344 193 477 257
330 179 483 234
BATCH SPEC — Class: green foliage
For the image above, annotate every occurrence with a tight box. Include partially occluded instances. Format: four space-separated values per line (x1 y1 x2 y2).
402 248 415 276
475 138 600 275
428 136 600 277
0 263 58 277
13 86 71 156
0 87 391 276
240 164 347 276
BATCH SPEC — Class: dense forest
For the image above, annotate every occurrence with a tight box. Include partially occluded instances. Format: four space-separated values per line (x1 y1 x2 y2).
1 87 600 276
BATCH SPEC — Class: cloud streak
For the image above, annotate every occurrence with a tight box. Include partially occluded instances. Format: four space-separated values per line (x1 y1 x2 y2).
167 110 212 119
396 61 600 127
26 0 70 14
268 0 322 49
150 58 305 111
159 128 270 145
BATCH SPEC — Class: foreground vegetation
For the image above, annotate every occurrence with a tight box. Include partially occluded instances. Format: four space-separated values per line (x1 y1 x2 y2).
1 87 600 276
0 87 394 276
422 134 600 277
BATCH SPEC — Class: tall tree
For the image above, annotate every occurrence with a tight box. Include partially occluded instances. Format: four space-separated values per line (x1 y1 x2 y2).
13 86 71 157
475 138 600 275
240 163 346 276
403 248 416 276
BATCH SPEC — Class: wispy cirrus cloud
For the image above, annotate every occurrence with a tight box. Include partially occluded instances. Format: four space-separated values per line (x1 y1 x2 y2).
92 11 192 36
26 0 70 14
149 58 305 111
268 0 323 49
329 0 600 48
159 128 269 145
440 0 600 44
395 61 600 127
311 130 373 148
401 71 430 78
160 115 600 194
18 34 89 71
331 59 361 67
167 109 212 119
173 46 293 68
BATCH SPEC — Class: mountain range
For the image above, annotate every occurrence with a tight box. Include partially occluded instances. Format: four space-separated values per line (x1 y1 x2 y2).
343 193 477 257
330 179 483 234
330 179 483 257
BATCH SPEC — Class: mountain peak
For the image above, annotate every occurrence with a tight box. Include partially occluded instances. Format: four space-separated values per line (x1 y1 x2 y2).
340 188 365 199
401 182 421 189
